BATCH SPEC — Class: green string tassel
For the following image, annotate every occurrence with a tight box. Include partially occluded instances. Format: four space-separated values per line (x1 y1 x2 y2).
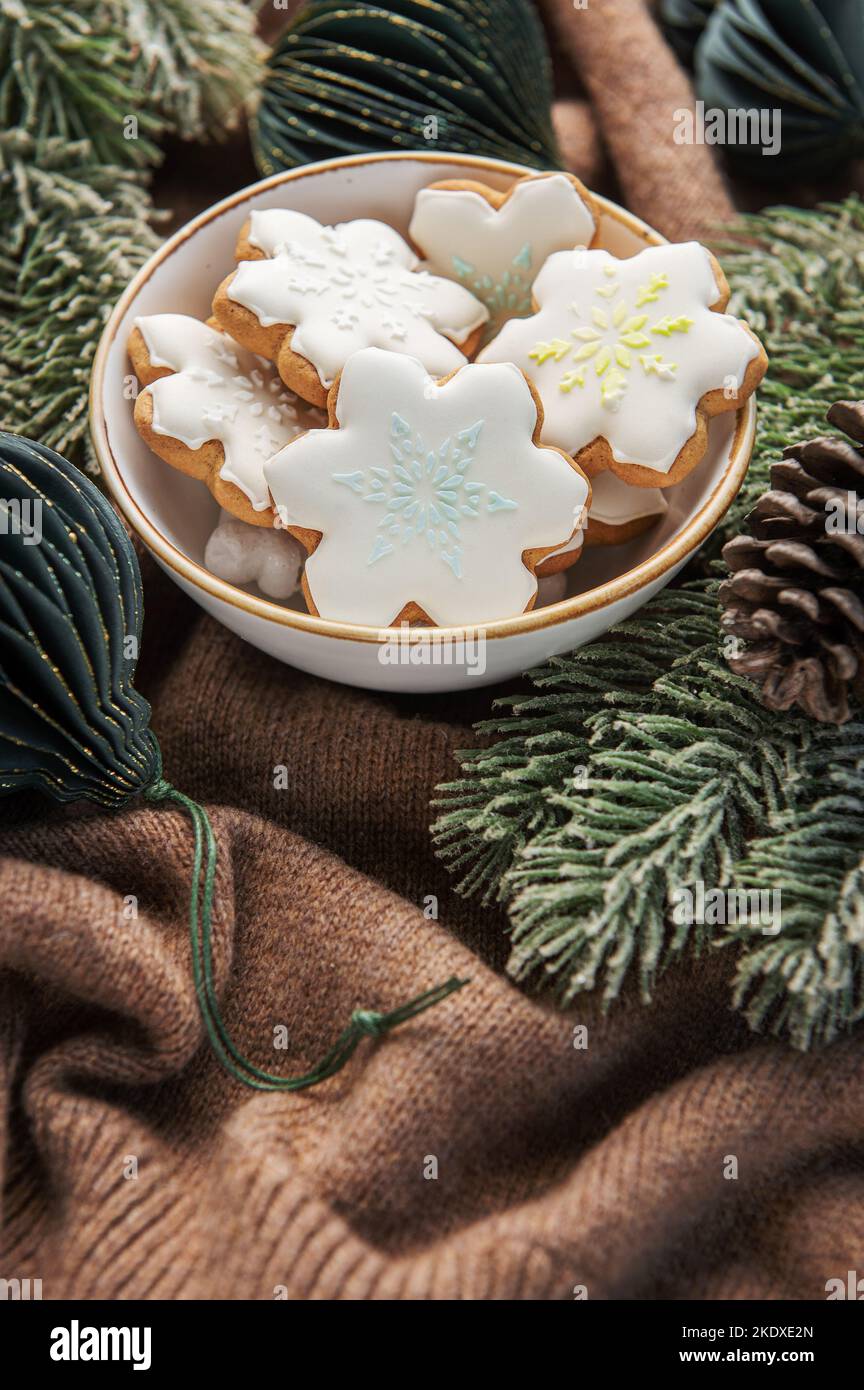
144 778 468 1090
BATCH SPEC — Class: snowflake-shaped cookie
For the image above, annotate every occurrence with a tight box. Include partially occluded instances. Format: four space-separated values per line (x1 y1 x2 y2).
479 242 767 485
264 348 590 627
537 470 667 573
586 471 668 533
212 210 488 404
130 314 325 523
409 173 598 329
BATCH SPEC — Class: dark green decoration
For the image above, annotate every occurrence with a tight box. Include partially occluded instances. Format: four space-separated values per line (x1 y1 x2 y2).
252 0 560 176
0 434 160 805
0 434 465 1086
432 195 864 1052
695 0 864 178
658 0 720 67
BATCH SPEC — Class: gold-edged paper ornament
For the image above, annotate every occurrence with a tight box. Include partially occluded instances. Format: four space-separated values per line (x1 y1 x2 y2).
253 0 560 175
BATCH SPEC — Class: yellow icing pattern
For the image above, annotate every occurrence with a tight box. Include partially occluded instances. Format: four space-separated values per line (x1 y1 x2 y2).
528 268 692 410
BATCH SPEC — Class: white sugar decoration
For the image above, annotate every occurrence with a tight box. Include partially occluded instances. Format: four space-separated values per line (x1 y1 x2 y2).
204 512 304 600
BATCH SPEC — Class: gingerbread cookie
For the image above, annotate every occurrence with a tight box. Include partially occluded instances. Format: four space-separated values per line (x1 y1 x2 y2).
534 510 586 578
535 470 667 575
478 242 768 487
264 347 591 627
211 210 489 408
583 470 668 547
204 511 305 600
129 314 325 526
409 172 599 330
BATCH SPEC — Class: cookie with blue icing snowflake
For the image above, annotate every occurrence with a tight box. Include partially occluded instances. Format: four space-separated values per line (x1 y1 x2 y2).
478 241 768 487
536 471 668 576
264 348 591 627
211 209 489 409
409 172 599 334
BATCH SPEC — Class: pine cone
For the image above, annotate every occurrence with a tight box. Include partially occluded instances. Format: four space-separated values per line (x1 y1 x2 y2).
719 400 864 724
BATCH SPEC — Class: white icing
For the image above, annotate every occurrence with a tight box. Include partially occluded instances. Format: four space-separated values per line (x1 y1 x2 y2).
587 471 668 526
264 348 589 627
228 210 488 389
478 242 761 474
542 473 666 562
204 511 303 599
541 522 585 564
135 314 326 511
409 174 596 326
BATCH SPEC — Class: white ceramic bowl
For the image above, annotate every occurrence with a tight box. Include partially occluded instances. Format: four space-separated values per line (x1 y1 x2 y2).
91 152 755 693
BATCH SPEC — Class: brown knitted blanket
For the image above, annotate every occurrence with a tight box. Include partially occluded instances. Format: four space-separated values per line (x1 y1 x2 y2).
2 0 862 1300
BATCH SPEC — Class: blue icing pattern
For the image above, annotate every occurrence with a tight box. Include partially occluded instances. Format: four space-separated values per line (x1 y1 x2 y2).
451 245 534 320
332 412 518 579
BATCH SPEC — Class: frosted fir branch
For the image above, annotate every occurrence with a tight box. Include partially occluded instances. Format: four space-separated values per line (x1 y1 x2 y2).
0 133 161 469
503 595 795 1007
0 1 263 163
0 1 163 167
432 197 864 1047
0 0 263 469
431 598 708 903
432 587 741 904
710 196 864 543
124 0 264 142
726 728 864 1048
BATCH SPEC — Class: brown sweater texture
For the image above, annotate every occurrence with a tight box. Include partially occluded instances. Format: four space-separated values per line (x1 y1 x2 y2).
2 0 863 1301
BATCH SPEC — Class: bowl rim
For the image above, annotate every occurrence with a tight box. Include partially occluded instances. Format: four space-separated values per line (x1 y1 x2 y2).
90 149 756 647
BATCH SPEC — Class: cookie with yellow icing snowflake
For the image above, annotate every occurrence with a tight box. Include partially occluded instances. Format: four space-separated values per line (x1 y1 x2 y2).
478 242 768 487
264 348 591 627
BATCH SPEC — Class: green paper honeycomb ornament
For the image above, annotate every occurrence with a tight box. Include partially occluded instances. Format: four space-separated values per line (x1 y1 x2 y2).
0 434 160 807
252 0 561 175
695 0 864 178
0 431 465 1090
659 0 720 67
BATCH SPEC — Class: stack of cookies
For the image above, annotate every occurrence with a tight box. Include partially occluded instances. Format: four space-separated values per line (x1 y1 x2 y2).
129 171 767 627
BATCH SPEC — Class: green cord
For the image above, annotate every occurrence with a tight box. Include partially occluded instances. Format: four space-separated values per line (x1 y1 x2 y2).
144 778 468 1091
